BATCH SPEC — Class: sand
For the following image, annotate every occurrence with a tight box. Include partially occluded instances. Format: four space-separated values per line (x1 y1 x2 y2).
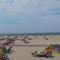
0 35 60 60
14 35 60 45
9 46 60 60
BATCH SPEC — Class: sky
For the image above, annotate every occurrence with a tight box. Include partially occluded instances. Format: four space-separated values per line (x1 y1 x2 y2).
0 0 60 33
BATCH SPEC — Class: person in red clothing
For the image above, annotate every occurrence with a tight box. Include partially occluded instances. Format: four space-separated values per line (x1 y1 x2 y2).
45 44 54 55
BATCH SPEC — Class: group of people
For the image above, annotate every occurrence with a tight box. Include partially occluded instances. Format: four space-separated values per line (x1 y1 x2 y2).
0 45 12 54
32 44 54 56
0 45 12 60
34 44 60 56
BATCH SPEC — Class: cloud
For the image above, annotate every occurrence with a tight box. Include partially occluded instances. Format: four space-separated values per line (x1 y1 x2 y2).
0 0 60 33
0 0 60 21
0 0 59 14
0 0 60 22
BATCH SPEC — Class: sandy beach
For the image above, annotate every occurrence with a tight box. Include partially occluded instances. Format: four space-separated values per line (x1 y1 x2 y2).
9 46 60 60
0 35 60 60
3 35 59 60
13 35 60 45
0 0 60 60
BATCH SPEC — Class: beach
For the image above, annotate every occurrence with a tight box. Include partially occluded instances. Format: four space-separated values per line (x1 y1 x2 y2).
13 35 60 45
0 35 60 60
9 46 60 60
